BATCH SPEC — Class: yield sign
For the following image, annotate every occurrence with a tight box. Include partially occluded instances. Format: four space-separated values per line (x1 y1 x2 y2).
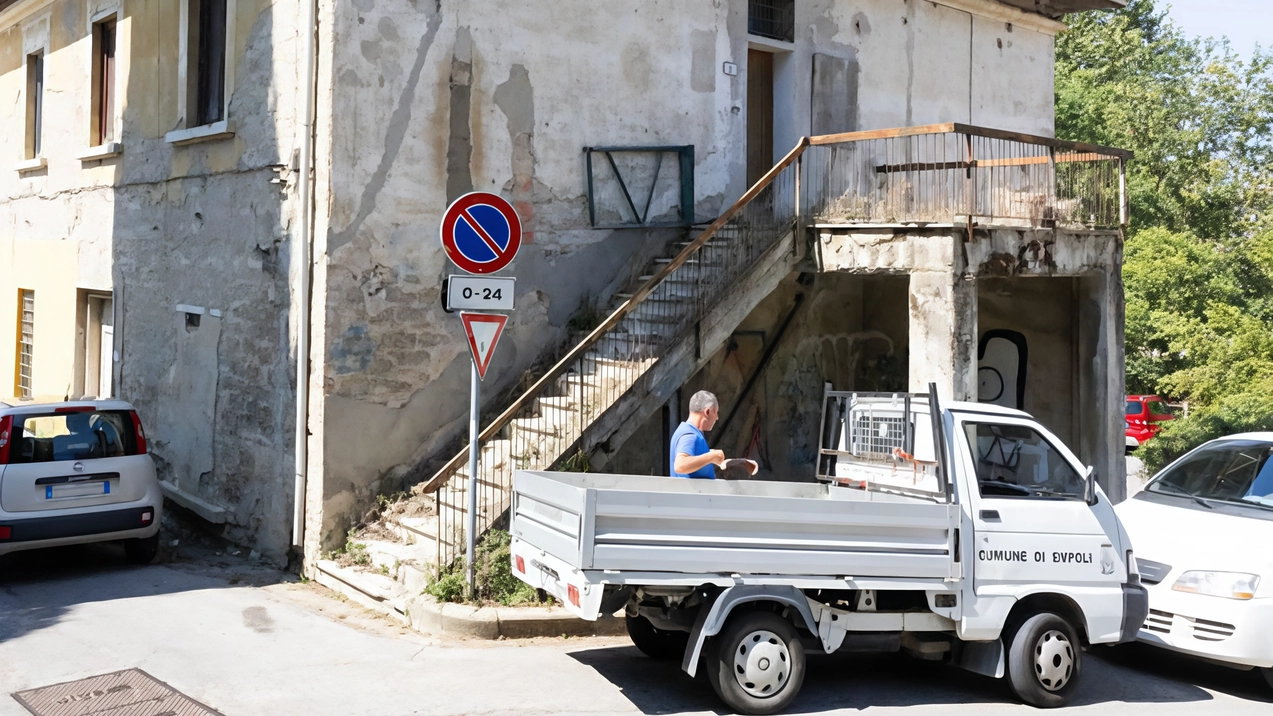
460 312 508 380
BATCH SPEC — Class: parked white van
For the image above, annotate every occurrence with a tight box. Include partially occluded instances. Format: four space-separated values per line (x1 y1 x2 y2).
1115 433 1273 691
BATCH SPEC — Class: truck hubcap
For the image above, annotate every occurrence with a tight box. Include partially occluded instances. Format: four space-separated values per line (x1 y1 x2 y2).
1034 629 1074 692
733 630 789 698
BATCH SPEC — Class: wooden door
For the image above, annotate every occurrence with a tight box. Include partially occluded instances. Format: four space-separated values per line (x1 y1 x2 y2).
747 49 774 186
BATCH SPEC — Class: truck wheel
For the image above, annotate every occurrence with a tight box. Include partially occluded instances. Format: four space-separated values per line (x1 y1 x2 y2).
1007 612 1082 708
124 534 160 565
706 612 805 715
625 614 688 661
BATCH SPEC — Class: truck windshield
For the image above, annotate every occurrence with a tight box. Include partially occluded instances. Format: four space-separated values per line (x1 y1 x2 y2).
1148 440 1273 510
964 422 1085 499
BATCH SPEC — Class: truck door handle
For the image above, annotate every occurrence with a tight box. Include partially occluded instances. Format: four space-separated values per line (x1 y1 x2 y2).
980 510 1001 520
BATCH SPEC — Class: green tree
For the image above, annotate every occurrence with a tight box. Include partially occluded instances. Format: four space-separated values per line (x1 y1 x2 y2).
1056 0 1273 471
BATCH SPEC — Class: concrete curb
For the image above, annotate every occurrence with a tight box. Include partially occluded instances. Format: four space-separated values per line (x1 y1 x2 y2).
313 559 624 640
404 593 625 640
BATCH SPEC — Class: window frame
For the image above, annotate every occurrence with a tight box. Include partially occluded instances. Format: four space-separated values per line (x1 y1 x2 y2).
16 289 35 399
169 0 237 142
24 50 44 160
959 416 1089 502
90 13 118 148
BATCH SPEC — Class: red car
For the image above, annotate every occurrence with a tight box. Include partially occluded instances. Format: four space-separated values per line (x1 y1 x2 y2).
1125 395 1175 451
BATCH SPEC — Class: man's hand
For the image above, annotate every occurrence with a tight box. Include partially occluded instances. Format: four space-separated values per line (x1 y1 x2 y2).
707 449 726 467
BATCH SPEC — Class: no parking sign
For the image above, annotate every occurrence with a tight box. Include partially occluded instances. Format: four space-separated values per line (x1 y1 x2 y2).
440 192 522 274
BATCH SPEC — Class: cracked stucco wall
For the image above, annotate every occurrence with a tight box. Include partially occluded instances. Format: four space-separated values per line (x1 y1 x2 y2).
0 0 308 565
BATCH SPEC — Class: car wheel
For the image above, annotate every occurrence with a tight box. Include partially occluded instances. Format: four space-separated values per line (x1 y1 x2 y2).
706 611 805 715
1006 612 1082 708
124 534 160 565
625 614 689 661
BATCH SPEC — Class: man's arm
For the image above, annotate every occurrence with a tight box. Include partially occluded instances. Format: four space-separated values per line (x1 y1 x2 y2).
674 449 725 475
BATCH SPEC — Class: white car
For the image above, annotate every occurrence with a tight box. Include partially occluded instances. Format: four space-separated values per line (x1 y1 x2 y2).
0 399 162 563
1115 433 1273 690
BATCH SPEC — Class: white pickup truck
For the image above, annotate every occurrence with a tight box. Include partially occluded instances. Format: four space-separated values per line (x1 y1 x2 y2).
510 387 1148 713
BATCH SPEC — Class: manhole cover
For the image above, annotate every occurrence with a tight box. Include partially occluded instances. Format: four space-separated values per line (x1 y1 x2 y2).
12 669 223 716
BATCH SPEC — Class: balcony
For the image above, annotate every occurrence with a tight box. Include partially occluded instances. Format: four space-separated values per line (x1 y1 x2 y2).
800 123 1130 231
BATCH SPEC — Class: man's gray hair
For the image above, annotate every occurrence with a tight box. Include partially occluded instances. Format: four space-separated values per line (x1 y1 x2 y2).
688 390 719 414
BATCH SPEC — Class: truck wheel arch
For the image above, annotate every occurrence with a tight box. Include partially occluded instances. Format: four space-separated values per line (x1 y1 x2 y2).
681 585 819 677
1005 592 1089 646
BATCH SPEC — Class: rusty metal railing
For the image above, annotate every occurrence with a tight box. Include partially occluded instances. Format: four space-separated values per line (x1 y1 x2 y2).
803 123 1129 229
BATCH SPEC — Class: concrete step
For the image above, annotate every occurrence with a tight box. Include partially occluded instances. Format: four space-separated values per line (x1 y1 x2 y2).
359 539 433 594
314 560 409 623
534 395 578 420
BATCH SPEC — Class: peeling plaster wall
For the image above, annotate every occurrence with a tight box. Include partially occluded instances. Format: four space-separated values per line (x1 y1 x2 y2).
307 0 1064 552
1 0 309 564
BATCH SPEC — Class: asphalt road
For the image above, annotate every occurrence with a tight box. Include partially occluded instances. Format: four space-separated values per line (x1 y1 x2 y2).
1 541 1269 716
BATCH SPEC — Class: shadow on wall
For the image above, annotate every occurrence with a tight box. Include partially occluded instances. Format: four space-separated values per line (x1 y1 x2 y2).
112 2 295 564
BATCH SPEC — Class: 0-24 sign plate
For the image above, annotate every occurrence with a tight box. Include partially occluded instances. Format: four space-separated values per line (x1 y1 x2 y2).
446 275 515 311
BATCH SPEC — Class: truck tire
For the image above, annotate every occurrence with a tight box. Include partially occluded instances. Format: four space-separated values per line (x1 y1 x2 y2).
124 534 160 565
706 611 805 715
1006 612 1082 708
625 614 688 661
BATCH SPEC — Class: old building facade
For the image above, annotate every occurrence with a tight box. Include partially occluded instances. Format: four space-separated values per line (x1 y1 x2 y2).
0 0 1127 568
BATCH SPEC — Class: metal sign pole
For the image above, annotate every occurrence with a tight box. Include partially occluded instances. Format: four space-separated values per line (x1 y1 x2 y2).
466 358 480 596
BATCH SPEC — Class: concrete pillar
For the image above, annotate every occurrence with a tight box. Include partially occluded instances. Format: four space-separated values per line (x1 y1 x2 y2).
908 269 977 402
1079 273 1127 503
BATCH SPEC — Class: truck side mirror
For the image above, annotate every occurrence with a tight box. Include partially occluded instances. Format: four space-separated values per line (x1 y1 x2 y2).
1084 465 1097 505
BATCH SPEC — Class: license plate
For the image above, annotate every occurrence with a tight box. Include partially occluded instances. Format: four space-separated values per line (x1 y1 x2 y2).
46 481 111 499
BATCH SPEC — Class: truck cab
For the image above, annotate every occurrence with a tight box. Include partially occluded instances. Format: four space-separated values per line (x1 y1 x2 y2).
510 386 1147 714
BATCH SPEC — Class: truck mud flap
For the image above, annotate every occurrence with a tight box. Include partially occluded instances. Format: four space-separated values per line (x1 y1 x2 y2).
956 639 1005 679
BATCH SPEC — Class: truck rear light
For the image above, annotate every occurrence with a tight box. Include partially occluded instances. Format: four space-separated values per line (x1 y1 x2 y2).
514 555 525 574
0 526 10 540
567 584 580 608
129 411 148 454
0 415 11 464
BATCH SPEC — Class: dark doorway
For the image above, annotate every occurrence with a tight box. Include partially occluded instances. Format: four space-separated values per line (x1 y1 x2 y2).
747 49 774 186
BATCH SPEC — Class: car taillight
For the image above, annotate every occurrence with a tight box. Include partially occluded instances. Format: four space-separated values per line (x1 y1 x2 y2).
0 526 10 540
141 509 154 525
130 410 148 454
567 584 580 608
514 555 525 574
55 406 94 413
0 415 10 464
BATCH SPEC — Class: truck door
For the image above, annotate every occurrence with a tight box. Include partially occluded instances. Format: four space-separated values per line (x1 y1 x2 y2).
955 416 1122 597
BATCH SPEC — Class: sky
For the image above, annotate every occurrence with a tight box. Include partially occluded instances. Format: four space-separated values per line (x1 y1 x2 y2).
1162 0 1268 59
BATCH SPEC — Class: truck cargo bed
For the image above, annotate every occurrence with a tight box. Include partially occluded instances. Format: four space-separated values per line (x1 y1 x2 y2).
511 471 960 580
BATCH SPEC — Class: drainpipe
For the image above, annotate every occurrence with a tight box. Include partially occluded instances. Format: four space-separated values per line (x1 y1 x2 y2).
293 0 319 551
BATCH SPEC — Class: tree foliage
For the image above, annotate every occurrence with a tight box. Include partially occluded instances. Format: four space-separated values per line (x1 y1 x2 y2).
1056 0 1273 471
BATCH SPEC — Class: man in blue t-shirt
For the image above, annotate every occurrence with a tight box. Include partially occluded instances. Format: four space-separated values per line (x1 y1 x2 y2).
669 390 756 479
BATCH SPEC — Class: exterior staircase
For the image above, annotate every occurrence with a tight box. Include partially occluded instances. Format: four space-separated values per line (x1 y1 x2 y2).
314 142 808 610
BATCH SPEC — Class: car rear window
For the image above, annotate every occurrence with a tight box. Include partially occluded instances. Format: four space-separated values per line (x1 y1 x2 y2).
1147 400 1170 415
10 411 139 463
1126 400 1140 415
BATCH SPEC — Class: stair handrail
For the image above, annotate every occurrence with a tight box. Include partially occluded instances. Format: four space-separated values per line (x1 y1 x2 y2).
416 137 812 494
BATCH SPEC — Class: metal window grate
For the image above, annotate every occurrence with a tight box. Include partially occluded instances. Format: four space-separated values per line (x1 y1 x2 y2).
18 290 34 398
749 0 794 42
